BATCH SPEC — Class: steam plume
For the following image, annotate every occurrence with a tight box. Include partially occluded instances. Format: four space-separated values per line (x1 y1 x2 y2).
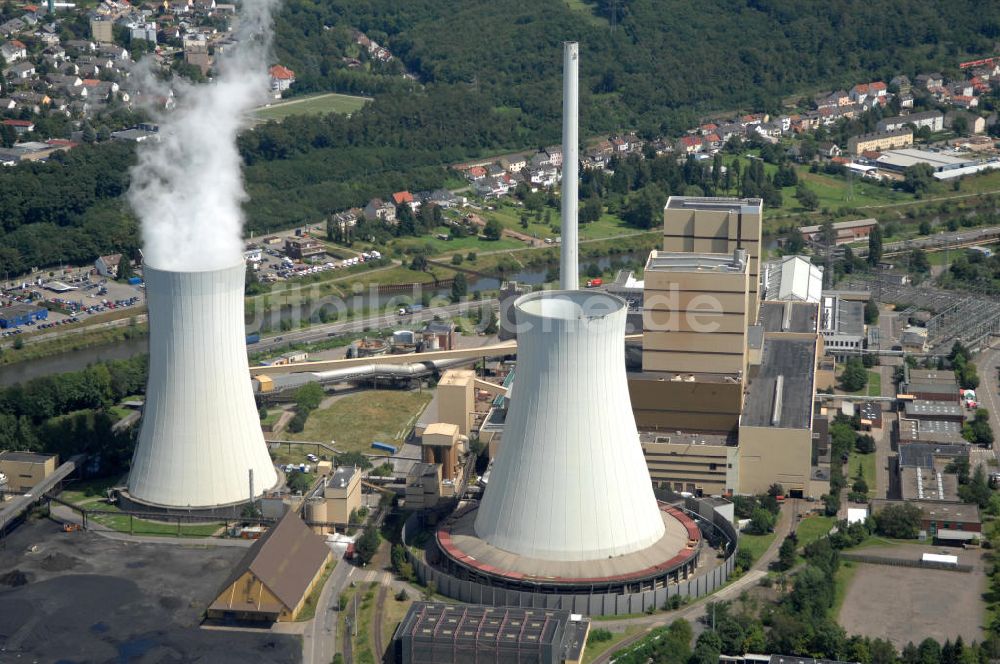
129 0 279 272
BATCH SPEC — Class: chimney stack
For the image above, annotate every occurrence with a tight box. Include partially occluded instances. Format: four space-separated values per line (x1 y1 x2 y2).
560 42 579 291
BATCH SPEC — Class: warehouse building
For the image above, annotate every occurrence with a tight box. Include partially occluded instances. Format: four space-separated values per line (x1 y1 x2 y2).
903 400 964 423
900 380 959 402
207 511 332 623
390 602 590 664
897 417 967 445
0 451 58 492
875 148 976 174
0 303 48 328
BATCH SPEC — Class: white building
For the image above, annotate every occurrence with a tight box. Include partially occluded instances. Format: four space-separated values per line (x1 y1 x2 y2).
762 255 824 303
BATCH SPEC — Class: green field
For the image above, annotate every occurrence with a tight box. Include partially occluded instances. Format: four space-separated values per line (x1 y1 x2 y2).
794 516 835 547
254 92 371 121
393 225 525 256
850 451 877 497
739 531 777 564
286 390 432 455
88 505 223 538
832 560 859 618
583 627 642 664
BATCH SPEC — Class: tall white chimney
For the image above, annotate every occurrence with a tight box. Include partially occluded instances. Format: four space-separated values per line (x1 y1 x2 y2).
560 41 579 291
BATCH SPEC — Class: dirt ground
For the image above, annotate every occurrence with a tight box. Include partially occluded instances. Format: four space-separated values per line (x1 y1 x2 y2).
0 518 300 662
838 544 986 645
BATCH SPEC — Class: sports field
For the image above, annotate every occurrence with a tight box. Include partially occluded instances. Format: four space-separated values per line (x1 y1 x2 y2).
254 92 371 121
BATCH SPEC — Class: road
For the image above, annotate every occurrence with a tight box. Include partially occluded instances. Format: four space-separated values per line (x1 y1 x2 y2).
974 343 1000 465
251 299 497 355
591 502 797 663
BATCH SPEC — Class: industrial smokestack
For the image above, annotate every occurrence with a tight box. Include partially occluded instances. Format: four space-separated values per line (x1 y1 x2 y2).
560 42 579 291
128 262 278 508
474 291 665 561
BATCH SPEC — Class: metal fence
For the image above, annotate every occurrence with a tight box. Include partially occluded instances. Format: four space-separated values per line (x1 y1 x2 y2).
840 552 972 573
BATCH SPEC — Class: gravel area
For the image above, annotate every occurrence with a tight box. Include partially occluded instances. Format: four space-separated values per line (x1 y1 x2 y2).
0 519 300 662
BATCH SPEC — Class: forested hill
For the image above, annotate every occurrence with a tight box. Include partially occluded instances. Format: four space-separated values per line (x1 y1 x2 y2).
276 0 999 138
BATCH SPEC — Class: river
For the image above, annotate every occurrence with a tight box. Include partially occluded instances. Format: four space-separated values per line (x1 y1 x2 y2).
0 250 647 386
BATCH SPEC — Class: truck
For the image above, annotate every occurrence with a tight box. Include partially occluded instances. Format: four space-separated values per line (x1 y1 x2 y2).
586 278 603 288
127 277 142 286
372 441 397 454
398 304 425 316
246 332 261 345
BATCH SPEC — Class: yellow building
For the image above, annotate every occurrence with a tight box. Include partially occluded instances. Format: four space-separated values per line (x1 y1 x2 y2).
663 196 763 320
0 451 58 493
847 128 913 155
322 466 361 525
436 369 476 437
207 511 332 623
640 431 739 495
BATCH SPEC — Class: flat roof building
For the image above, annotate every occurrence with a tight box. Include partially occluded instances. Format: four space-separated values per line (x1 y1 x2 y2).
759 301 820 335
640 430 739 495
321 465 361 527
875 148 976 173
897 417 967 445
904 400 964 422
0 451 58 492
663 196 762 319
901 380 959 402
0 303 48 329
820 296 864 358
847 129 913 156
391 602 590 664
739 337 819 496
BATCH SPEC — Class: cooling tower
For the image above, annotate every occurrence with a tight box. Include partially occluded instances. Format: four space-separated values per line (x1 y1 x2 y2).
128 262 278 508
474 290 665 561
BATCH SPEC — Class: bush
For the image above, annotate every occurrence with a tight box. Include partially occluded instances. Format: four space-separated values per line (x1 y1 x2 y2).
287 410 308 433
735 547 753 571
745 507 776 535
286 470 311 494
855 434 875 454
450 253 463 265
588 629 614 644
395 589 409 601
874 502 922 538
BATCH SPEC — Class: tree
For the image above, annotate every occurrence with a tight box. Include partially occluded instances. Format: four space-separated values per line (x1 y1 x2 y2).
909 248 930 274
768 483 785 498
450 272 468 302
919 219 932 235
796 183 820 210
822 492 841 516
864 298 879 324
258 405 268 421
735 547 754 571
867 223 883 266
483 218 503 240
874 502 922 538
355 525 380 564
777 536 797 571
855 434 876 453
117 255 134 282
746 507 776 535
287 410 308 433
286 470 311 493
410 254 428 271
903 163 936 195
295 382 324 412
840 357 869 392
958 465 992 507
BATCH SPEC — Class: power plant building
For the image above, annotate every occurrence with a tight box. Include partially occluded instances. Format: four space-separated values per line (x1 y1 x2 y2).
127 262 278 509
662 196 762 320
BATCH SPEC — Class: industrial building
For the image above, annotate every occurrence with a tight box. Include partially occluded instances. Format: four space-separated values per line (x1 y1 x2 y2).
875 148 977 174
310 465 361 530
390 603 589 664
128 262 278 509
628 249 751 436
0 303 47 328
421 423 466 482
870 499 981 542
662 196 763 319
207 511 332 623
903 400 964 423
798 218 879 247
761 256 823 302
640 431 739 494
0 451 57 492
896 417 967 445
819 295 865 359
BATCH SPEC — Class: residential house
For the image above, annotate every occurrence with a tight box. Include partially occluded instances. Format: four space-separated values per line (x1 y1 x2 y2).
816 142 842 158
363 198 396 224
5 61 34 80
1 40 26 62
95 253 121 278
499 155 526 173
890 75 911 95
0 98 15 110
675 135 703 154
953 95 979 109
427 189 459 208
64 39 95 53
899 93 914 109
2 119 33 135
916 73 944 89
543 145 562 167
945 110 986 134
952 82 974 98
465 165 486 181
269 64 295 97
610 135 629 153
876 110 944 133
98 44 129 61
330 210 358 232
392 190 418 211
0 18 25 37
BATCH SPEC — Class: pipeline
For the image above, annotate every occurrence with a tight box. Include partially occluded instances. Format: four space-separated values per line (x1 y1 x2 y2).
261 357 475 393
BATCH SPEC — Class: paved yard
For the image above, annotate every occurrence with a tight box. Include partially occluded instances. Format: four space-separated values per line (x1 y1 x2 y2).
838 544 985 645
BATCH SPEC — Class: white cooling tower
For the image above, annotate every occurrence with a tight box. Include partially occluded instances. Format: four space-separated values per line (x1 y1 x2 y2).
474 290 665 561
128 262 278 508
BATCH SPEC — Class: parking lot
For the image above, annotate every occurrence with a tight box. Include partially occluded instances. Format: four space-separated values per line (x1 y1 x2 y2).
0 519 300 662
838 543 985 645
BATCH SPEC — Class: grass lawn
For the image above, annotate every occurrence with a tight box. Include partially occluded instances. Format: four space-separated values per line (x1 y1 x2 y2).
254 92 370 121
849 452 877 497
840 368 882 397
287 390 432 455
59 476 121 506
88 505 222 538
271 441 330 466
337 582 380 662
583 627 642 664
832 560 859 618
295 561 336 622
794 516 835 547
260 409 283 428
393 226 524 256
380 593 414 656
739 531 777 564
